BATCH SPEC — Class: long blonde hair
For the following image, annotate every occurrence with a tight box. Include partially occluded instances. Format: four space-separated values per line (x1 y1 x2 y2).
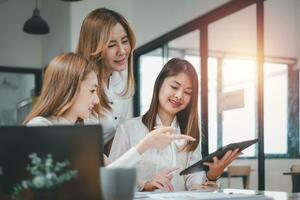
76 8 136 114
23 53 97 124
142 58 200 152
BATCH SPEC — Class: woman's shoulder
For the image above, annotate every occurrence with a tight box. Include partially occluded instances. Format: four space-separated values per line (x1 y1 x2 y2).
26 116 53 126
117 116 148 139
84 114 100 124
119 116 145 129
122 115 143 124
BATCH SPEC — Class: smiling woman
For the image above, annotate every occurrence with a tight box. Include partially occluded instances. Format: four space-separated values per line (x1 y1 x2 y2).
76 8 136 153
110 58 240 192
24 52 99 125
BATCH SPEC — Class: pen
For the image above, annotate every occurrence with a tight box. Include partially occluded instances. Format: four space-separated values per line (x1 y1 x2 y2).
167 168 179 176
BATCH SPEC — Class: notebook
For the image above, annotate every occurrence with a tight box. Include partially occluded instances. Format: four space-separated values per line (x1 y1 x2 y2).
0 125 103 200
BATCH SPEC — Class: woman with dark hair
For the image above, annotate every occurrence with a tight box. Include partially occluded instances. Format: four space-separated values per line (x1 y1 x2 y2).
110 58 240 191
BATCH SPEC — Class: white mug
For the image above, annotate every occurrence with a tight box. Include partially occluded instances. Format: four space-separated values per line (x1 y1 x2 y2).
100 167 136 200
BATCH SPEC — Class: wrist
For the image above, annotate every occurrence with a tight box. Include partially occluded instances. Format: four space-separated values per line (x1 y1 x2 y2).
206 171 219 182
135 136 151 155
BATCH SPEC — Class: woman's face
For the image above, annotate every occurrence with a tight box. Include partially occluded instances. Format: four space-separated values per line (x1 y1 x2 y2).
70 71 99 120
102 23 131 74
158 72 192 118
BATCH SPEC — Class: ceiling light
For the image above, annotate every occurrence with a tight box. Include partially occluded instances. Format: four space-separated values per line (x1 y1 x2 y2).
23 0 50 35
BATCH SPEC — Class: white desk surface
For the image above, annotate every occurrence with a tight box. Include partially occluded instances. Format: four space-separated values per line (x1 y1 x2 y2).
134 189 300 200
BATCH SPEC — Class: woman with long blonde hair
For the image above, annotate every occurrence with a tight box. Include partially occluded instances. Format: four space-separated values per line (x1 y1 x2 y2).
77 8 136 153
24 53 99 125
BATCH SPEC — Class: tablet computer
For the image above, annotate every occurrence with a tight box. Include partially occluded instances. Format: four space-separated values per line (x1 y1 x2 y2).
179 138 258 175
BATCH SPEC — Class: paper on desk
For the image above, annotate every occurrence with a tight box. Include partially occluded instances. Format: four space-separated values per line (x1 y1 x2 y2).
135 191 274 200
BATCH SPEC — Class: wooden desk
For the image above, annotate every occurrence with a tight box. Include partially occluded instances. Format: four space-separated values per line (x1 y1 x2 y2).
283 172 300 193
221 171 249 189
283 172 300 175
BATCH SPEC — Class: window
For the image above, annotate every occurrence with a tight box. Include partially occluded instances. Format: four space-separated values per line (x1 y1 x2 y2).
207 58 291 157
264 63 288 154
138 54 295 157
139 48 163 115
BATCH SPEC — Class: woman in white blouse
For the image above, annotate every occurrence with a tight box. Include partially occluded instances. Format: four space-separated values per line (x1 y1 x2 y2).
110 58 240 192
24 53 195 170
77 8 137 153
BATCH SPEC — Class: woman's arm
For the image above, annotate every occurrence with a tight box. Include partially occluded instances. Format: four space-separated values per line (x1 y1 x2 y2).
109 124 132 163
108 126 195 168
26 116 53 126
135 127 195 155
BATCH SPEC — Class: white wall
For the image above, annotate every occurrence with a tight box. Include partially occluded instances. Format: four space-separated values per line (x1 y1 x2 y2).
264 0 298 58
69 0 229 49
0 0 42 68
131 0 229 47
209 4 257 55
41 0 71 66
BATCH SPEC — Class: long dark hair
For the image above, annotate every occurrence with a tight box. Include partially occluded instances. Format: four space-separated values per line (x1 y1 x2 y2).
142 58 200 152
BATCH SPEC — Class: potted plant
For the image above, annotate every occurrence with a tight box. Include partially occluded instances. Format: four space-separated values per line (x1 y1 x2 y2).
12 153 78 199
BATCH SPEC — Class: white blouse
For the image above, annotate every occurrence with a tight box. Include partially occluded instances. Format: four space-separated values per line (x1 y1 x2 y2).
27 116 141 168
86 71 132 144
109 115 207 191
27 116 73 125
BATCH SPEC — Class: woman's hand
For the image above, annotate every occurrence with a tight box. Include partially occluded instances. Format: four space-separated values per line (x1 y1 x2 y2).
142 167 178 192
191 181 219 191
136 126 196 154
204 148 241 181
103 154 111 166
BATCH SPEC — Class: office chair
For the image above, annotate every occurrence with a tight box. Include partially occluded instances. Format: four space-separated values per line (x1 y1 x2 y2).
291 164 300 193
227 165 251 189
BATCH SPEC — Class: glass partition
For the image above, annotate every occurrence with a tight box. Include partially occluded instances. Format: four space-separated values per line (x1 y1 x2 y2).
208 4 258 189
264 0 299 192
139 48 163 115
0 72 35 125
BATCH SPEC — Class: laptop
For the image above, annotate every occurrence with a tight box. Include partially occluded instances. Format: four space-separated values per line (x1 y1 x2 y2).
0 125 103 200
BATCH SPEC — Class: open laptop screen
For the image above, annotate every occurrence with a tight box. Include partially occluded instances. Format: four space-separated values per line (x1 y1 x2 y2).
0 125 103 200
